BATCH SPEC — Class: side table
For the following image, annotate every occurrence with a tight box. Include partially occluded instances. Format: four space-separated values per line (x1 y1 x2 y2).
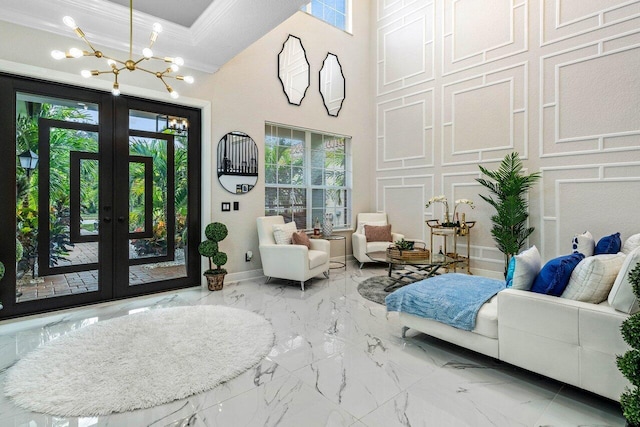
426 220 476 274
310 234 346 269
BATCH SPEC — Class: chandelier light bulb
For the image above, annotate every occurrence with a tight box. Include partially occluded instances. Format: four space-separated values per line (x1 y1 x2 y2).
69 48 84 58
112 83 120 96
51 50 65 60
170 90 179 99
174 57 184 66
152 23 163 33
81 69 92 78
63 16 77 29
142 48 153 59
183 75 194 84
170 64 179 72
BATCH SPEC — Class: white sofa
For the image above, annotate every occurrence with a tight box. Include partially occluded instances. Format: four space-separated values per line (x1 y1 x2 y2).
398 287 631 401
352 212 404 268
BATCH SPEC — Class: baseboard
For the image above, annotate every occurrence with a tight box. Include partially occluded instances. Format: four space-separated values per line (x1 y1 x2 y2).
208 268 265 286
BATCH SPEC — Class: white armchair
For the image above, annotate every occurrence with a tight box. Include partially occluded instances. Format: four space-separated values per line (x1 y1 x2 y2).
256 216 330 291
352 212 404 268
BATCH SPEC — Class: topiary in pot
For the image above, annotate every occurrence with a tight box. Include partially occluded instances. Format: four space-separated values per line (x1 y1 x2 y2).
198 222 228 291
618 263 640 426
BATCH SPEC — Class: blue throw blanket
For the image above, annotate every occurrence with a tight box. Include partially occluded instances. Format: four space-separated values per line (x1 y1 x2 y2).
385 274 506 331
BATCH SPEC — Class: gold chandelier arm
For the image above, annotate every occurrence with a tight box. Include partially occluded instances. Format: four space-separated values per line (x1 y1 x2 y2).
135 66 157 75
73 27 99 54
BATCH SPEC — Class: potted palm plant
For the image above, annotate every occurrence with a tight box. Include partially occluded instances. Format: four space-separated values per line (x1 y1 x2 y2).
617 263 640 426
476 152 541 277
198 222 228 291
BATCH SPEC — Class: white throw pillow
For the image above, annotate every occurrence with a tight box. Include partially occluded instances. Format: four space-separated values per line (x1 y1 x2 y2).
572 230 595 257
608 246 640 314
356 220 386 235
562 253 626 303
511 246 542 291
272 221 297 245
622 233 640 255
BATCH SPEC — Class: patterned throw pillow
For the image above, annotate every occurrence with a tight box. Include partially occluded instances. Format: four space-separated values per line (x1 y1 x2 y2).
572 231 595 257
272 221 297 245
594 232 621 255
531 253 585 296
291 230 311 248
561 253 626 303
364 224 392 242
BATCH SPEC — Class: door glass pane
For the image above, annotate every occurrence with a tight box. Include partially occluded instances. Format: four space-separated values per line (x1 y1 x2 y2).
128 110 188 286
15 93 100 303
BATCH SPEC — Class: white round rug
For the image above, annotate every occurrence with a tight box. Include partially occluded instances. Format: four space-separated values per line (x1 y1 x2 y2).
4 305 275 416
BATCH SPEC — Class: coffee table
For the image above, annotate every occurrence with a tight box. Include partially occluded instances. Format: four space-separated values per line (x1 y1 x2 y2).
366 250 462 292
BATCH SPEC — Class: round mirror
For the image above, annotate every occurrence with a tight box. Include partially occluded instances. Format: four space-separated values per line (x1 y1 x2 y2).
217 132 258 194
319 52 345 117
278 35 310 106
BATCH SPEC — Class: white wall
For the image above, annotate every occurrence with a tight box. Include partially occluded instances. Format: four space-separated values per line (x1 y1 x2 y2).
180 6 374 280
373 0 640 276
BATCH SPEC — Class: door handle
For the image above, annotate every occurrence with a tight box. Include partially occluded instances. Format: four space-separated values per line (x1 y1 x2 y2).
103 217 112 223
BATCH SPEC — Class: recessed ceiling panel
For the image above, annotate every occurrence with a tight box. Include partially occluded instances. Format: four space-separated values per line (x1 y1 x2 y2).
107 0 215 27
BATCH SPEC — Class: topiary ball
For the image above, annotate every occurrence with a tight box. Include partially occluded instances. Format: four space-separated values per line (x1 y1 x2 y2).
205 222 228 243
621 386 640 425
622 317 640 350
198 240 218 258
618 349 640 387
212 251 228 268
0 261 4 280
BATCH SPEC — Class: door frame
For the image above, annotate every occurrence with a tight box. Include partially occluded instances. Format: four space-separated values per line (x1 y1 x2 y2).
0 73 201 320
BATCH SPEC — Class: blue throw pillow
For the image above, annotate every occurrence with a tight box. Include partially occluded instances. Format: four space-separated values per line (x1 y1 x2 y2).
530 253 585 296
594 232 621 255
506 257 516 288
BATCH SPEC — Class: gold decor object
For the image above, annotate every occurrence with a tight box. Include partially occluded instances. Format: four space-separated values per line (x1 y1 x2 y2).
51 0 194 98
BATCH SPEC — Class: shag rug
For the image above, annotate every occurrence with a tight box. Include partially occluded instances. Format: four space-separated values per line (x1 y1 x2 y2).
357 276 401 305
4 306 275 417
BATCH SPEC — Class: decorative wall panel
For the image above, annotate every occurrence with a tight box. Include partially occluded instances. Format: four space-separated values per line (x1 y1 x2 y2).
540 163 640 259
376 175 433 241
442 62 527 166
375 0 639 274
442 0 527 76
540 0 640 46
540 30 640 158
377 1 434 95
377 89 434 170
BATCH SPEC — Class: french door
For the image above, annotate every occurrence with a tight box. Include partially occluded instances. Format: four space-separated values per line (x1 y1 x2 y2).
0 74 201 319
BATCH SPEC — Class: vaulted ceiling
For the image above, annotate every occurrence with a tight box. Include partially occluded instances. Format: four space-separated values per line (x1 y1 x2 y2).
2 0 309 73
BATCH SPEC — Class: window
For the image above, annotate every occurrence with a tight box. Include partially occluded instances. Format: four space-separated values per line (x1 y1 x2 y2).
302 0 351 33
265 123 351 231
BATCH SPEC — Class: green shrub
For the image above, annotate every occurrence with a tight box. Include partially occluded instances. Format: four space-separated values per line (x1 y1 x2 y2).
16 239 23 262
198 222 228 274
618 263 640 425
0 261 4 280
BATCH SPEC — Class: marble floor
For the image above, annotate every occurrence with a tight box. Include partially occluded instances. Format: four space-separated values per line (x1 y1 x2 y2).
0 263 625 426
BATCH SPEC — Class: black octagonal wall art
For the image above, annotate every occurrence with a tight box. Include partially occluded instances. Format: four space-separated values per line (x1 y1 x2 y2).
278 35 310 106
319 52 345 117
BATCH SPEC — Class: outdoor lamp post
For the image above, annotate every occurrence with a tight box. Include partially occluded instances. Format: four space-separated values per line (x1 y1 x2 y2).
17 149 39 287
18 150 39 179
18 150 39 209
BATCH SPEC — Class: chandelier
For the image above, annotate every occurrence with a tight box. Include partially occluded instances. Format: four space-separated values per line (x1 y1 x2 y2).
51 0 194 98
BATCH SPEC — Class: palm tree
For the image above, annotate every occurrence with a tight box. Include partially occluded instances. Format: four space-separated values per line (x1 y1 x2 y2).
476 152 541 277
